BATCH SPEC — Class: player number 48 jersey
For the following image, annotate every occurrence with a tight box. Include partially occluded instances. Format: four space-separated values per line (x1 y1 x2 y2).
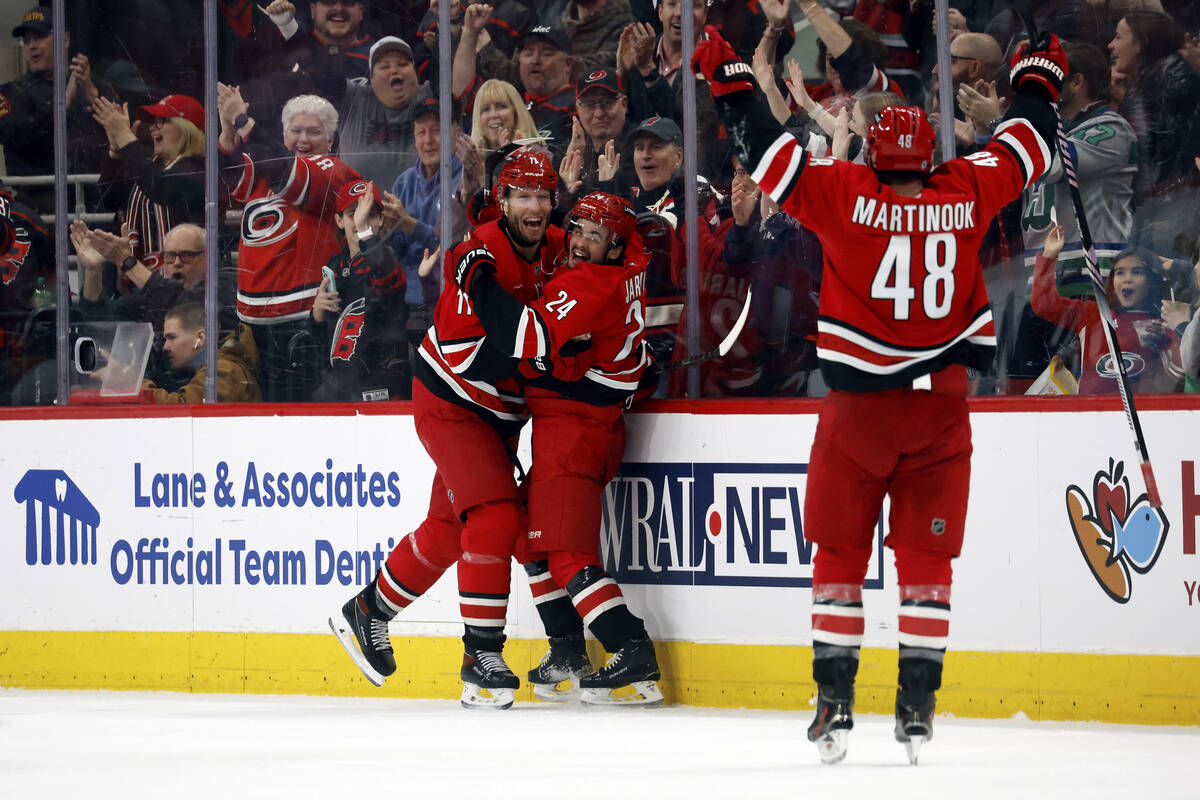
750 119 1049 391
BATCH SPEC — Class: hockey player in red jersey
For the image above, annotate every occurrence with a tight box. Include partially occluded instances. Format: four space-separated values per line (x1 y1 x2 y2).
693 26 1066 762
330 148 576 709
459 191 663 706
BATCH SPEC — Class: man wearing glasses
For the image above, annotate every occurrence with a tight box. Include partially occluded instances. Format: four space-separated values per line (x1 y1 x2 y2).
73 221 235 339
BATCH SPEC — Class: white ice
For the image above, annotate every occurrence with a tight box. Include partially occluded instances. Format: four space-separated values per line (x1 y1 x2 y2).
2 689 1196 799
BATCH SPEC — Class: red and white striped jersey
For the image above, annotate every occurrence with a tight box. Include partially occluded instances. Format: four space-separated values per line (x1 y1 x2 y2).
749 118 1049 391
230 151 361 324
416 219 567 426
472 234 651 407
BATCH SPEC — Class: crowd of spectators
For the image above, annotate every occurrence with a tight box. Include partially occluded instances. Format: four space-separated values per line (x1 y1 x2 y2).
1 0 1199 404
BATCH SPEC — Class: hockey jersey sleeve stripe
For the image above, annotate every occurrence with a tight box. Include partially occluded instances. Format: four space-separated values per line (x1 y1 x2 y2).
278 156 312 207
512 307 551 359
751 132 805 204
231 153 255 202
992 119 1050 188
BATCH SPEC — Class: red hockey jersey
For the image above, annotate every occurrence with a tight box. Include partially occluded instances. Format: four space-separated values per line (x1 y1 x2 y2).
472 233 651 407
230 151 361 323
416 219 566 425
749 118 1049 391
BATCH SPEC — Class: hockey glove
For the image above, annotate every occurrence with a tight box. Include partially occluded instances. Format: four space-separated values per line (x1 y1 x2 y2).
692 25 754 99
453 246 497 292
1009 33 1068 103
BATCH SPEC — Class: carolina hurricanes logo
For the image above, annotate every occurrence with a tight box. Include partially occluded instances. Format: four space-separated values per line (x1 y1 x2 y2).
331 297 367 363
241 195 298 247
346 181 370 198
1 228 31 285
1096 352 1146 379
588 70 607 81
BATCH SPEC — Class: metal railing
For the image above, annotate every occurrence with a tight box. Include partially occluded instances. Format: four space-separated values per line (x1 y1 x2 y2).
2 173 115 225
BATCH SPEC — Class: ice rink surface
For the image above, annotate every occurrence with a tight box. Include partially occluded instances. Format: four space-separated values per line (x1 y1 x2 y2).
2 689 1197 799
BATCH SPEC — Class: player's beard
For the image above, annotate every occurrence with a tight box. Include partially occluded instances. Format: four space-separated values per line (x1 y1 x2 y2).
503 211 546 248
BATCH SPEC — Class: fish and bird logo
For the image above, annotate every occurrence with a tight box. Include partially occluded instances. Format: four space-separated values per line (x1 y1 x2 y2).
1065 458 1169 603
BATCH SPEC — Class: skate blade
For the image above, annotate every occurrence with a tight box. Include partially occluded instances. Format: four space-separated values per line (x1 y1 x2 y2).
815 730 849 765
327 615 386 687
580 680 664 707
532 678 581 703
460 683 515 710
903 735 928 765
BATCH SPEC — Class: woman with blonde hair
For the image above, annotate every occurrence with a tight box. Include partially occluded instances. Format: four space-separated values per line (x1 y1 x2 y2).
470 79 538 152
92 93 208 272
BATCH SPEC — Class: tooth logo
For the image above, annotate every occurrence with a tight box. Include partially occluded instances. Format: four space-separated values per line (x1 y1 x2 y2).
14 470 101 567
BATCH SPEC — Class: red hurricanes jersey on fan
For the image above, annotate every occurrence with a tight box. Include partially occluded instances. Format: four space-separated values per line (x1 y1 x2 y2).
231 152 361 323
750 119 1049 391
417 220 566 424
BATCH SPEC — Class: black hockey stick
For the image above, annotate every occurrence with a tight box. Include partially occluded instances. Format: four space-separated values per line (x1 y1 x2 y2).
1008 0 1163 507
654 286 753 373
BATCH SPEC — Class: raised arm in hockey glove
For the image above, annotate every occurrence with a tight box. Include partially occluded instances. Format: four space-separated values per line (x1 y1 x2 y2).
692 24 755 99
453 245 497 293
1009 33 1068 103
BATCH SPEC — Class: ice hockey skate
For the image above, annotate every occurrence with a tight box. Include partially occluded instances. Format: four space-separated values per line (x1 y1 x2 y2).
807 685 855 764
328 587 395 687
579 638 663 707
894 691 936 765
461 648 519 709
528 634 593 702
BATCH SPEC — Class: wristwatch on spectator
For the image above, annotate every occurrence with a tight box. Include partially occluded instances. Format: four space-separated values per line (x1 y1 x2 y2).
120 256 139 273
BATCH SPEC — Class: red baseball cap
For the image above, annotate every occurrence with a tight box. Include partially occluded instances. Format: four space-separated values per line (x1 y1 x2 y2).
140 94 204 130
335 179 382 214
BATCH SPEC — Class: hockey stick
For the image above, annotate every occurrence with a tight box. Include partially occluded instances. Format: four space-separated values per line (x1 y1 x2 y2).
654 286 753 373
1008 0 1164 507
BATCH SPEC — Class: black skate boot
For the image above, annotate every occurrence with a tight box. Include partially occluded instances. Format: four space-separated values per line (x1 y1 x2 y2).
894 690 937 765
528 635 593 703
807 685 855 764
328 579 395 686
461 648 520 709
580 638 663 707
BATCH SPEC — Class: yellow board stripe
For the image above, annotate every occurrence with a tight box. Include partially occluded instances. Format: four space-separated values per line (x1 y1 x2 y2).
2 631 1198 726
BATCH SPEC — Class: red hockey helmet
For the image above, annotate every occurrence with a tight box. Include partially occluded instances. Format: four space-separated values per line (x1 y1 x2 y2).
567 191 637 250
866 106 936 173
492 148 558 206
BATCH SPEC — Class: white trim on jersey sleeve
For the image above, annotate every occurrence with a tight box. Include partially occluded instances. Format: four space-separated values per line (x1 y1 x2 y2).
751 132 803 203
993 119 1051 187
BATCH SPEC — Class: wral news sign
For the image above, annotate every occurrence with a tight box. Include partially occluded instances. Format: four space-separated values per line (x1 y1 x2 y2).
600 462 885 589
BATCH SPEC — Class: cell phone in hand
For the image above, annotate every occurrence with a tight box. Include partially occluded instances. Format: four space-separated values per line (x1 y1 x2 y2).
321 265 337 294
